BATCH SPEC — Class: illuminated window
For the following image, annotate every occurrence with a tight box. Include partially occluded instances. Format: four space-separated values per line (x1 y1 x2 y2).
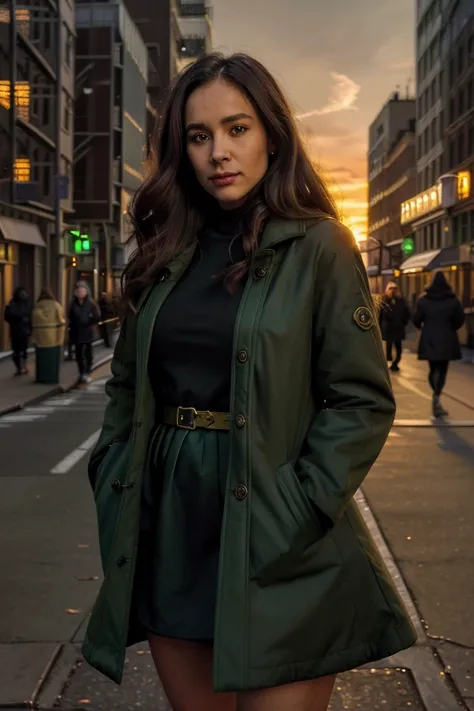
0 8 10 23
16 8 30 40
13 158 31 182
457 171 470 200
0 81 30 119
15 82 30 121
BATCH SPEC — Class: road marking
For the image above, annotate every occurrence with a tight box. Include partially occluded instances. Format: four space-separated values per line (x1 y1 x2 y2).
50 429 101 474
24 406 56 414
394 419 474 427
0 414 45 423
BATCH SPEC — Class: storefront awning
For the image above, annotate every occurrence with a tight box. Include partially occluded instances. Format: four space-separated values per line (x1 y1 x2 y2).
428 245 471 269
0 216 46 248
400 249 441 272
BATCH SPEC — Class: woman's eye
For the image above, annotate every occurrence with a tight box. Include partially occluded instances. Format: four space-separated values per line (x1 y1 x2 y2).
190 133 209 144
230 125 247 136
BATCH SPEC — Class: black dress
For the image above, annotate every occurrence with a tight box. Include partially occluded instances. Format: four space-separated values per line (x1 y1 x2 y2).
136 206 246 641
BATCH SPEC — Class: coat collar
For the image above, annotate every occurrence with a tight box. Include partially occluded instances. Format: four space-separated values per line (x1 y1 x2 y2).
258 215 331 250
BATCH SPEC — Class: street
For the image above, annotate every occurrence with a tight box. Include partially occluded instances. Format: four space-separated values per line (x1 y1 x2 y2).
0 352 473 710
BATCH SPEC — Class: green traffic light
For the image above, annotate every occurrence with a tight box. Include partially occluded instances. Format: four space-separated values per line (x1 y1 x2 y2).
82 238 91 251
402 237 415 255
74 238 82 253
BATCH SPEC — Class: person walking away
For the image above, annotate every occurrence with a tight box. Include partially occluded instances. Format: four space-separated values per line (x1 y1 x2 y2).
69 282 100 385
413 271 464 418
83 53 416 711
4 286 32 376
98 292 113 348
32 287 66 384
379 282 411 372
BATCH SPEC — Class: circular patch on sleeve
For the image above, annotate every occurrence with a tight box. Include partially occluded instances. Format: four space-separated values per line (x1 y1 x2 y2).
353 306 374 330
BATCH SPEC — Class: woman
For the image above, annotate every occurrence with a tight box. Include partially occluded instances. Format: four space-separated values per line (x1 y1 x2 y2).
32 287 66 384
413 271 464 418
69 281 100 385
379 282 411 372
4 286 32 376
83 53 416 711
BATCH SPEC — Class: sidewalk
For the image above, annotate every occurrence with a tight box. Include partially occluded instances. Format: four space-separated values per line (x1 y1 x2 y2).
0 340 116 416
363 351 474 711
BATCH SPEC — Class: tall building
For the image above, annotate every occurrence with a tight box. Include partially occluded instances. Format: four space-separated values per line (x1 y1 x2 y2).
176 0 213 74
0 0 75 349
398 0 473 311
73 1 147 297
366 92 416 293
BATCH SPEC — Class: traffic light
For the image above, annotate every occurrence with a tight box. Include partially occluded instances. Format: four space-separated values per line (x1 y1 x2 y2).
71 229 91 253
402 236 415 256
72 256 77 267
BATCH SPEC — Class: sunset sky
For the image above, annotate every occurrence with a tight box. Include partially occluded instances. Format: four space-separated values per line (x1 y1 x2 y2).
213 0 416 240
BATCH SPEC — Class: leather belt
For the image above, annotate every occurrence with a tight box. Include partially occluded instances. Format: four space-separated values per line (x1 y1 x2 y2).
162 406 231 431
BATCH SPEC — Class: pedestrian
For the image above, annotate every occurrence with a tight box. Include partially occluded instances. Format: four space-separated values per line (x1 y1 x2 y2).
379 281 411 372
4 286 32 376
413 271 464 418
32 287 66 384
83 53 416 711
68 281 100 385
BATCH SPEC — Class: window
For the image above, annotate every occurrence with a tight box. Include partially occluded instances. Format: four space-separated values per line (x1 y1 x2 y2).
432 116 438 146
449 97 455 123
42 96 50 125
449 139 455 167
43 165 50 195
33 148 40 182
468 126 473 156
467 81 473 110
65 28 73 67
13 157 30 181
44 20 50 50
32 13 40 43
63 91 71 131
458 45 464 74
459 89 465 115
458 131 465 162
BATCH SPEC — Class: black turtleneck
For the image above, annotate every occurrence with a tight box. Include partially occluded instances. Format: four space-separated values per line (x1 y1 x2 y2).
148 204 247 412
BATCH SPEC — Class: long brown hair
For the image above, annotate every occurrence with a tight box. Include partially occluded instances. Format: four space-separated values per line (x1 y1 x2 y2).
123 52 338 301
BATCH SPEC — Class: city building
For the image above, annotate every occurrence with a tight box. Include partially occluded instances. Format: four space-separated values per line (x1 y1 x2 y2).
398 0 473 314
123 0 213 146
73 1 148 297
176 0 213 74
366 92 416 293
0 0 75 350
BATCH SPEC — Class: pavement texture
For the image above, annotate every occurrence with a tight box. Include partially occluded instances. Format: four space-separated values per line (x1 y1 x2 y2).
0 339 116 416
0 349 472 710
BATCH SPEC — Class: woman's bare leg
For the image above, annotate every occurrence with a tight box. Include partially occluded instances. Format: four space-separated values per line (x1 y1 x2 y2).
148 634 237 711
237 675 336 711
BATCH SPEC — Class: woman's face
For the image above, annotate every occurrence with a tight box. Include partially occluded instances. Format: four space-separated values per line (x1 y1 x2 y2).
185 78 273 209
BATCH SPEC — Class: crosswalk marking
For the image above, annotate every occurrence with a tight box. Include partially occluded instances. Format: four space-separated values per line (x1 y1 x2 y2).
0 378 108 430
50 429 101 474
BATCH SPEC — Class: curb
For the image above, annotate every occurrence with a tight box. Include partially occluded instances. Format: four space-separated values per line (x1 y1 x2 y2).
0 353 113 418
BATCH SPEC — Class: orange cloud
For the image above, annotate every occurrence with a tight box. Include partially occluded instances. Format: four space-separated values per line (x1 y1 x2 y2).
296 72 361 119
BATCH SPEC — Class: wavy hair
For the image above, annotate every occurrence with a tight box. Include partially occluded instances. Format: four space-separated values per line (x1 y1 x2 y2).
123 52 339 300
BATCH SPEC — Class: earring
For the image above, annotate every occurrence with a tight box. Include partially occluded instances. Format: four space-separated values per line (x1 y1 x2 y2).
270 151 275 156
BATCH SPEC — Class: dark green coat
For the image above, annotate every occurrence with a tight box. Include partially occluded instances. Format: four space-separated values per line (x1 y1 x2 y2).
83 217 416 691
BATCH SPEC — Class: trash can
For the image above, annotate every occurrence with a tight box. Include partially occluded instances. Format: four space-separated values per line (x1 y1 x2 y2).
35 344 61 384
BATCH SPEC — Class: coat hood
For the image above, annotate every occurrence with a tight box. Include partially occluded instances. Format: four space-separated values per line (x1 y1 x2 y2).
426 272 454 300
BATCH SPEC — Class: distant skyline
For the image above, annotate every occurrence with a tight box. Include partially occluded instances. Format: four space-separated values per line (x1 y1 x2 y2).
212 0 415 239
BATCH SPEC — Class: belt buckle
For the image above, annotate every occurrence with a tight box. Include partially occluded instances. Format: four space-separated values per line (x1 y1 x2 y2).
176 406 198 430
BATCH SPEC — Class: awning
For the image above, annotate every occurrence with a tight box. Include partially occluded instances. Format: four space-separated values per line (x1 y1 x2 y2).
0 216 46 248
428 245 471 269
400 249 441 272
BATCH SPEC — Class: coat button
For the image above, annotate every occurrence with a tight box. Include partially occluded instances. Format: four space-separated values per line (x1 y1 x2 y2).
237 349 248 364
111 478 123 492
254 265 267 279
235 413 246 428
234 484 248 501
117 556 128 567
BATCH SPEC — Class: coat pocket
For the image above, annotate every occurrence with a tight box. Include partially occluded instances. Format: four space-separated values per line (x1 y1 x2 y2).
251 462 324 586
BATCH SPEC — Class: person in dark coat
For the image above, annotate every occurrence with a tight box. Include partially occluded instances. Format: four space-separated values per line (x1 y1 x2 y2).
4 286 32 376
413 272 464 418
379 281 411 371
69 281 101 385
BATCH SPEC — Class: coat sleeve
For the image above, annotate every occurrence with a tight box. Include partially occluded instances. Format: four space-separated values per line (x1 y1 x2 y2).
412 300 424 329
294 220 395 531
88 310 137 489
453 300 465 330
